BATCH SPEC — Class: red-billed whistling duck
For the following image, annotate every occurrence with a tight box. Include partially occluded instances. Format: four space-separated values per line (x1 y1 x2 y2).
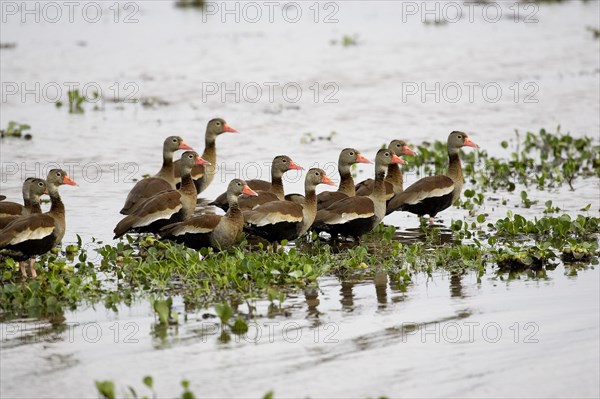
386 131 478 224
355 139 415 199
243 168 334 244
210 155 303 212
0 179 47 230
120 136 193 215
317 148 371 210
160 179 258 250
313 149 404 241
0 170 77 278
0 177 43 217
114 151 209 239
173 118 237 194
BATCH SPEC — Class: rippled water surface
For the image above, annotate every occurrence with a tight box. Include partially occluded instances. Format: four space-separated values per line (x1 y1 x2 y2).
1 1 599 397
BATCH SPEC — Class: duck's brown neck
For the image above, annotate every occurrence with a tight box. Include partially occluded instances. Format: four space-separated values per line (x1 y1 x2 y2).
226 193 243 221
270 168 285 199
161 150 173 172
179 168 197 197
157 150 174 179
372 169 387 199
337 165 355 196
203 136 217 165
304 185 317 209
447 152 463 184
385 163 403 191
48 185 65 216
27 201 42 214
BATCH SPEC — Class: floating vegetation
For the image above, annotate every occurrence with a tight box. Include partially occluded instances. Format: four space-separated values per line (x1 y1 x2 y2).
301 131 338 143
0 121 32 139
55 89 99 113
331 34 359 46
139 96 170 108
95 376 196 399
175 0 205 8
587 26 600 39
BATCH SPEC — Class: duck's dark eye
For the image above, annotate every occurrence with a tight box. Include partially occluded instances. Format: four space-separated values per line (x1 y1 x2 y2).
282 159 287 163
173 138 178 142
385 152 390 157
458 135 462 139
349 152 354 156
216 121 221 126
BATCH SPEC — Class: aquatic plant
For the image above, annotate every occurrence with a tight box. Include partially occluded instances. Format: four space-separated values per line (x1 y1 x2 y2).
0 121 32 139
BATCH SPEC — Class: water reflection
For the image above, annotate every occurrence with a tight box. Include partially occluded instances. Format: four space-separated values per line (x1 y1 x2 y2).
374 270 388 307
449 272 465 299
304 287 321 319
340 280 356 312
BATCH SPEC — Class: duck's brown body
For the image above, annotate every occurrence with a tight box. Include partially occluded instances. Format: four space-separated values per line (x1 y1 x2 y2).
386 132 477 223
161 179 257 250
173 118 237 194
244 169 333 244
114 152 207 239
120 136 192 215
314 149 404 240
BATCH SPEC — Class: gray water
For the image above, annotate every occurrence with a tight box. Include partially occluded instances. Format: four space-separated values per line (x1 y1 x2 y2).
1 1 599 397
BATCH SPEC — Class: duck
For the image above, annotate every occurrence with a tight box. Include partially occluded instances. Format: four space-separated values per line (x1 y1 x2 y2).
210 155 303 212
0 177 42 217
386 131 478 224
312 149 404 241
355 139 415 199
316 148 371 210
114 151 209 239
160 179 258 250
120 136 193 215
173 118 237 194
0 179 47 230
0 170 77 278
243 168 334 245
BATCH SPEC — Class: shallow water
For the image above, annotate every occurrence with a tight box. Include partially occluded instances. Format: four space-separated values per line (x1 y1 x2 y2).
1 1 599 397
1 265 598 398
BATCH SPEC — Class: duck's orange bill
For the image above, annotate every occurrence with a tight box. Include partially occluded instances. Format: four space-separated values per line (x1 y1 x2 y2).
464 137 478 148
391 154 406 164
242 185 258 196
356 153 372 164
402 145 416 156
179 140 193 150
63 176 77 186
321 175 335 186
195 156 211 165
289 161 304 170
224 124 238 133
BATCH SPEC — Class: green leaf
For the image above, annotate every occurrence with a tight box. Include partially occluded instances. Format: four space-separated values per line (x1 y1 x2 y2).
95 380 116 399
143 375 153 389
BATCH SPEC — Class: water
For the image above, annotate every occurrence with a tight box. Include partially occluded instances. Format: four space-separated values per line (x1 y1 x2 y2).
1 1 599 397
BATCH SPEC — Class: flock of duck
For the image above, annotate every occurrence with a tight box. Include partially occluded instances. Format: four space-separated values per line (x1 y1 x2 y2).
0 117 478 278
